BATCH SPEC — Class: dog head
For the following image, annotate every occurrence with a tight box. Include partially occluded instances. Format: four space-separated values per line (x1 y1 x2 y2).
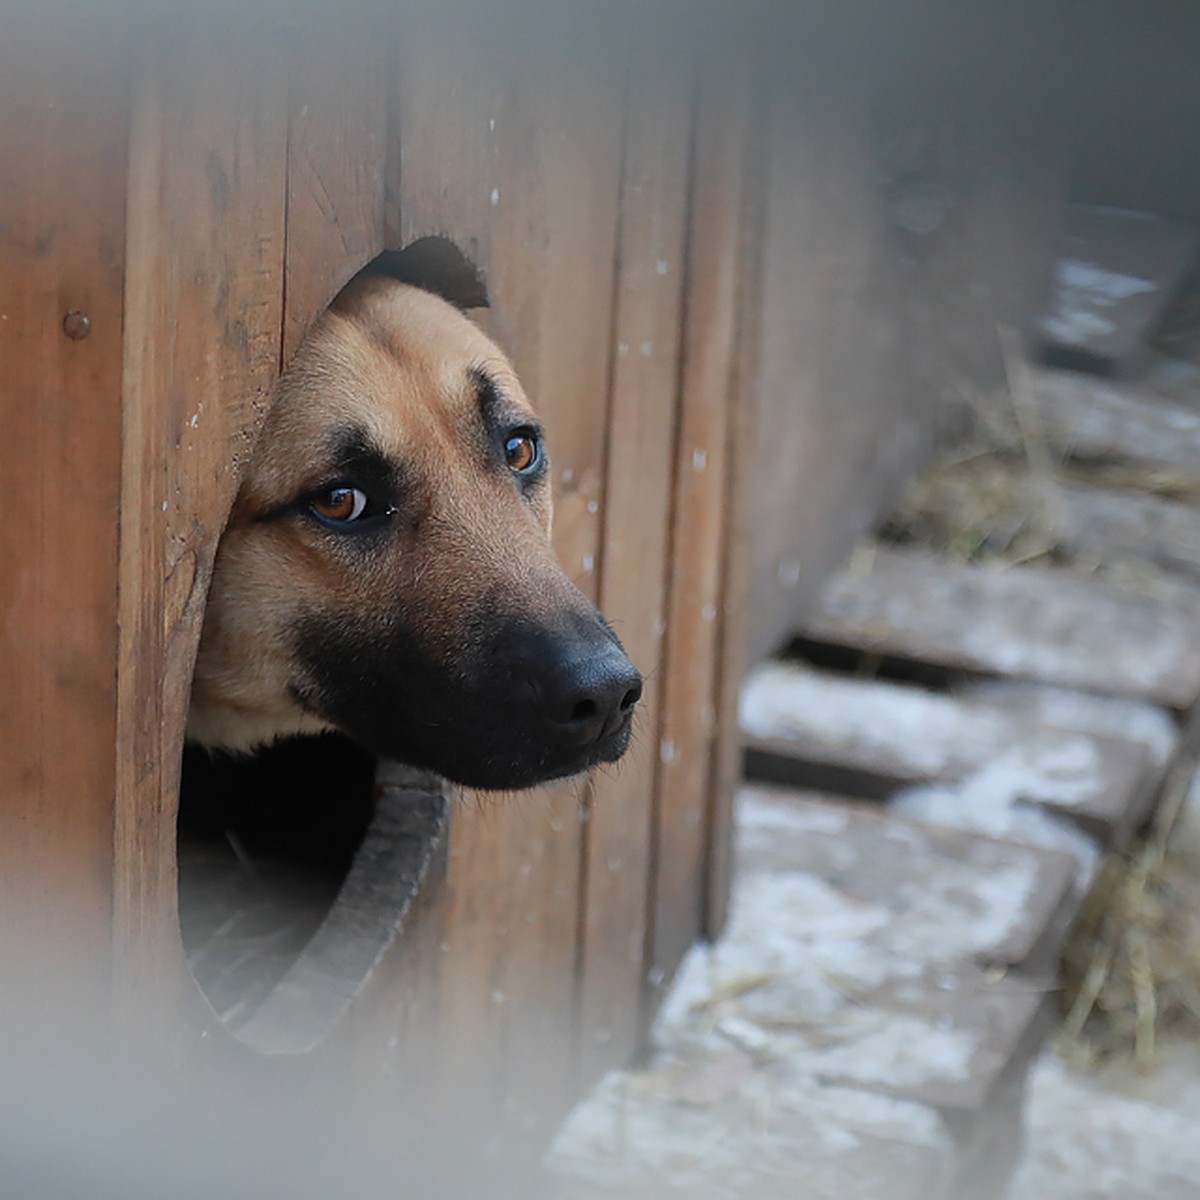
188 275 641 790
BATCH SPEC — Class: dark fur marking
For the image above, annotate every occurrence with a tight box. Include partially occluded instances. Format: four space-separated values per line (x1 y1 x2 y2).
291 603 634 790
256 425 408 528
468 368 548 493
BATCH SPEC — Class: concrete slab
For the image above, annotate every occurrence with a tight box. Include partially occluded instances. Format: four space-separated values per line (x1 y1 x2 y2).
547 789 1074 1199
961 681 1178 769
803 545 1200 709
1030 367 1200 482
547 1062 954 1200
668 791 1067 1113
741 661 1160 850
1057 482 1200 584
1009 1046 1200 1200
1038 205 1200 376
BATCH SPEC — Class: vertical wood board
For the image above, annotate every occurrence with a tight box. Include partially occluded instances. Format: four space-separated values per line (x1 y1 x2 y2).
703 79 768 942
747 79 915 661
649 76 753 1000
387 5 507 282
578 51 693 1086
383 5 628 1162
115 14 290 1025
282 2 389 360
0 9 128 1014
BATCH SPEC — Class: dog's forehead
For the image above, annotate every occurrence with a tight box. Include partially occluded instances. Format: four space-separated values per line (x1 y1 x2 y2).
266 280 536 469
347 280 526 396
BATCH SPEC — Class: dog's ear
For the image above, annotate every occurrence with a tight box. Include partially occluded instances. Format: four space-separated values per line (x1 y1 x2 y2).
361 238 489 310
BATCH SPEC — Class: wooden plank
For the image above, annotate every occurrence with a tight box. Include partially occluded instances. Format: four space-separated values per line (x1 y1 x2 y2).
115 13 290 1022
746 81 1065 663
282 2 388 360
648 72 752 1007
0 7 128 1021
1058 483 1200 583
386 5 504 280
457 13 627 1145
742 662 1159 848
552 788 1076 1198
1030 367 1200 480
729 790 1067 1113
1038 204 1200 375
576 48 691 1085
804 546 1200 709
703 75 767 944
744 78 926 664
384 6 628 1165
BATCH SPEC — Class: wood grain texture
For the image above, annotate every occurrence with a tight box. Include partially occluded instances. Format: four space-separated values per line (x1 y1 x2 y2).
282 2 388 360
383 3 628 1163
450 32 627 1159
387 4 505 284
115 12 289 1020
3 4 761 1182
648 73 755 1003
577 48 693 1086
703 76 767 942
0 7 128 1018
747 78 1066 662
747 78 917 664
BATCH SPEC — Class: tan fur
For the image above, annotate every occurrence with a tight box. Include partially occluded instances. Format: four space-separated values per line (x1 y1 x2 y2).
188 277 565 755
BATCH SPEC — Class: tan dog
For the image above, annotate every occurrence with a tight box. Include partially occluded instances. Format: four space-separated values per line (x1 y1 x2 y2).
188 274 641 790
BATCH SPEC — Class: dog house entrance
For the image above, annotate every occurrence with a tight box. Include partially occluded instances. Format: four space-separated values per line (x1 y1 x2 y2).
177 737 447 1054
176 238 482 1052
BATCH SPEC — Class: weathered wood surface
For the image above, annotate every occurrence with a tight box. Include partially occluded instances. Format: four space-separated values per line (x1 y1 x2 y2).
1058 483 1200 582
649 71 756 1015
1038 204 1200 375
0 8 128 1020
704 78 767 946
282 3 388 360
386 6 503 286
742 661 1160 849
746 79 915 662
429 12 627 1156
115 13 290 1023
746 80 1066 663
549 786 1076 1198
1030 367 1200 479
804 545 1200 709
576 47 692 1086
731 791 1069 1112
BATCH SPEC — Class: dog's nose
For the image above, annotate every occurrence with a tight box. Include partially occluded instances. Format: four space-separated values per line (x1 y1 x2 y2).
540 645 642 747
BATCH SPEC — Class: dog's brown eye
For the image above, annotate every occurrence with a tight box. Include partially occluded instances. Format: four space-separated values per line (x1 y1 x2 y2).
310 486 368 523
505 432 540 474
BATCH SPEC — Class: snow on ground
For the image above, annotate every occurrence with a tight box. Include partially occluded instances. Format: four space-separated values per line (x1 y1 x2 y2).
1009 1044 1200 1200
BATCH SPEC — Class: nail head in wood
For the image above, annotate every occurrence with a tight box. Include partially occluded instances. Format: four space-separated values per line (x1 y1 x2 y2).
63 310 91 340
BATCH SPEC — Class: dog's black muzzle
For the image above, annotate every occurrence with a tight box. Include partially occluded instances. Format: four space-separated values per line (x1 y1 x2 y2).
293 601 642 791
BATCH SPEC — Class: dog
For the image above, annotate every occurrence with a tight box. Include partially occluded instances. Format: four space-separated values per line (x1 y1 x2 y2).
187 272 641 790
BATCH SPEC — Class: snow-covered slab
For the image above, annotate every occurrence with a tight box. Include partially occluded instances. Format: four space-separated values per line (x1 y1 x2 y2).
1057 483 1200 584
803 545 1200 709
732 787 1075 984
547 1062 954 1200
654 790 1071 1111
1011 1046 1200 1200
1030 367 1200 480
961 680 1178 769
1038 205 1200 375
741 661 1158 849
546 790 1072 1198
